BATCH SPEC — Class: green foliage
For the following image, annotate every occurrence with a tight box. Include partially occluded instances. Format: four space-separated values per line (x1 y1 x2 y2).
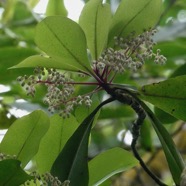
51 99 113 186
0 159 33 186
88 147 138 185
139 75 186 121
140 101 185 185
0 110 50 167
108 0 163 46
1 0 186 186
35 114 78 173
35 16 93 74
79 0 111 59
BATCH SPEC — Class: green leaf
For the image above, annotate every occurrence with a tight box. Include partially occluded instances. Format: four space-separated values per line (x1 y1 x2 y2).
154 107 177 124
88 147 138 186
140 120 153 150
108 0 163 46
139 101 184 185
51 98 114 186
0 159 33 186
79 0 111 59
11 55 86 72
35 16 93 74
139 75 186 121
46 0 67 16
0 110 50 167
0 47 37 83
35 114 78 174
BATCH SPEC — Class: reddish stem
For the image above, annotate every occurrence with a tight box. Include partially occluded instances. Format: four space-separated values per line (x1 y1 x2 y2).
36 80 100 86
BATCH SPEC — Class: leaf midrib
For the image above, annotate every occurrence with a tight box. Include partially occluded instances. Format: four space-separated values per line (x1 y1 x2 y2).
44 21 91 74
68 118 94 179
118 0 152 38
16 114 41 161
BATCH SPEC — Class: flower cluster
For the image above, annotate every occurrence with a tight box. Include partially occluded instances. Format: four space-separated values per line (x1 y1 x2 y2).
17 67 92 118
23 172 70 186
17 29 166 117
93 29 166 74
0 153 16 161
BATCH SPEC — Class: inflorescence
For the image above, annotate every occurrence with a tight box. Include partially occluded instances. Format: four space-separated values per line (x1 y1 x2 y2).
93 29 166 77
17 29 166 117
17 68 92 118
23 171 70 186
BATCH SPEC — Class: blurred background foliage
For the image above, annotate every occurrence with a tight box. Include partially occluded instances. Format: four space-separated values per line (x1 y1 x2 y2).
0 0 186 185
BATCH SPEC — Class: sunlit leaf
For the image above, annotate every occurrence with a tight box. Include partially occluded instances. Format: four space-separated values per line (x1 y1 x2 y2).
51 98 114 186
11 55 86 72
79 0 111 59
88 147 138 186
0 110 50 167
139 75 186 121
35 114 78 174
108 0 163 46
35 16 93 74
0 159 33 186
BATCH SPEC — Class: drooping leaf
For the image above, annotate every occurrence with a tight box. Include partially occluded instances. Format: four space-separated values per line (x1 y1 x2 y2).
88 147 138 186
108 0 163 46
35 16 93 74
35 114 78 174
79 0 111 59
51 98 114 186
139 75 186 121
0 159 33 186
11 55 86 72
46 0 67 16
140 120 153 150
0 110 50 167
139 101 184 185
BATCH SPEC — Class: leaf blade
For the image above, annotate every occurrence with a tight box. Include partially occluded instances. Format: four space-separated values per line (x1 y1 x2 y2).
79 0 111 59
108 0 163 46
139 75 186 121
51 98 114 186
35 114 78 174
35 16 93 74
0 159 33 186
0 110 50 167
88 147 138 186
10 55 86 72
139 101 184 185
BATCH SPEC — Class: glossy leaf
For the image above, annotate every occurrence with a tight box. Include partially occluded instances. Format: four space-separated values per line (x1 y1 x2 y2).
35 114 78 173
0 110 50 167
46 0 67 16
35 16 93 74
139 75 186 121
0 159 33 186
139 101 184 185
11 55 85 72
108 0 163 46
88 147 138 186
51 98 114 186
79 0 111 59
